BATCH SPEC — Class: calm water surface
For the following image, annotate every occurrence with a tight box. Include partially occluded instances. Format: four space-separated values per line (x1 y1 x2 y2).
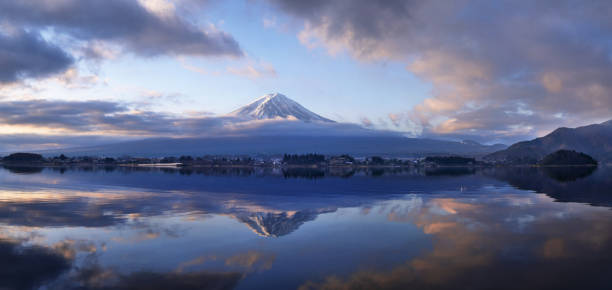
0 166 610 289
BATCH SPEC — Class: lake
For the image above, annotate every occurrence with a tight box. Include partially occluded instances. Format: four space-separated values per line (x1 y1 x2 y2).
0 165 610 289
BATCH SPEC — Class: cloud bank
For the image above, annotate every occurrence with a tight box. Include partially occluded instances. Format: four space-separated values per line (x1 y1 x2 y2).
0 99 393 151
269 0 612 142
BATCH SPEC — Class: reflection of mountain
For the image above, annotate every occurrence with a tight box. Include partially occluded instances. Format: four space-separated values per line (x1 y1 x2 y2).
235 209 335 237
486 166 612 207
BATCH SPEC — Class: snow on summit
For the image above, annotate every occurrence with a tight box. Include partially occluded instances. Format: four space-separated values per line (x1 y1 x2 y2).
227 93 335 123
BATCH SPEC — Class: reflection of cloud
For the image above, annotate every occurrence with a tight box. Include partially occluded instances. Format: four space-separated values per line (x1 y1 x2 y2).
110 224 183 244
225 251 276 272
0 183 342 235
0 189 155 203
302 196 612 289
175 255 217 273
429 198 479 215
64 263 242 290
114 271 242 290
0 188 163 228
0 239 72 289
541 238 566 258
52 239 97 260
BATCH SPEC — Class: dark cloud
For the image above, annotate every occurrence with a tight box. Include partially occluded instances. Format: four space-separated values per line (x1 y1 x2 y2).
0 0 242 84
0 30 74 83
269 0 612 142
0 0 242 58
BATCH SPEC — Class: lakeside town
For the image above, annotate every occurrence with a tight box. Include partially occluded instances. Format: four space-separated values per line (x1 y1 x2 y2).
0 150 599 169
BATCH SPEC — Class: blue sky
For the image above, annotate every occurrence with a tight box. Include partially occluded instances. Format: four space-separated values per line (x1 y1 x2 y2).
0 0 611 150
29 0 430 124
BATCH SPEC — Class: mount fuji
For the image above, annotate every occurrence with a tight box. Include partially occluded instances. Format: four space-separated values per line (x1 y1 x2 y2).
39 93 506 157
227 93 334 123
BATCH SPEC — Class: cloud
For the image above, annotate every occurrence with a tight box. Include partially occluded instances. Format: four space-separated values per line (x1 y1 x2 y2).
56 68 102 89
269 0 612 142
360 117 373 127
0 0 242 58
0 30 74 83
0 0 242 85
227 61 277 79
263 17 277 29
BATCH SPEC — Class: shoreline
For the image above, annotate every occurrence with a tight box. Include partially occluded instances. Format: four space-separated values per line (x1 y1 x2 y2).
0 163 605 169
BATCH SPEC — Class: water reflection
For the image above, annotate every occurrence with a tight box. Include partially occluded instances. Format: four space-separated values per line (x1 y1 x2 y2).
0 239 71 289
302 195 612 290
0 166 609 289
541 166 597 181
2 165 44 174
488 166 612 207
236 209 335 237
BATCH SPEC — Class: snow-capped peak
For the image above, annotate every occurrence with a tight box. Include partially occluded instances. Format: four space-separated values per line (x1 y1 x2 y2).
227 93 335 122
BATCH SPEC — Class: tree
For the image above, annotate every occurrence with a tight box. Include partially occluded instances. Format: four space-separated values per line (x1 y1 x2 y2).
2 153 44 163
369 156 385 165
539 150 597 166
424 156 475 165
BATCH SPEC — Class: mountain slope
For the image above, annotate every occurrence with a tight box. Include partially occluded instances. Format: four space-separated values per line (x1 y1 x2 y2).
227 93 334 122
485 120 612 163
44 135 506 157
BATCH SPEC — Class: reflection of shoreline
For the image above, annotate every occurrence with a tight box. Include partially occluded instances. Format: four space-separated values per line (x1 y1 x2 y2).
2 165 460 178
486 166 612 207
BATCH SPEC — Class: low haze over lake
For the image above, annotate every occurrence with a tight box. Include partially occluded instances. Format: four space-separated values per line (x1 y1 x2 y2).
0 166 610 289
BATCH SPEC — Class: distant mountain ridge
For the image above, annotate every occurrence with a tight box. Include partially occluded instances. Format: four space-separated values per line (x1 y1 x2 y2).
485 120 612 163
227 93 334 122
